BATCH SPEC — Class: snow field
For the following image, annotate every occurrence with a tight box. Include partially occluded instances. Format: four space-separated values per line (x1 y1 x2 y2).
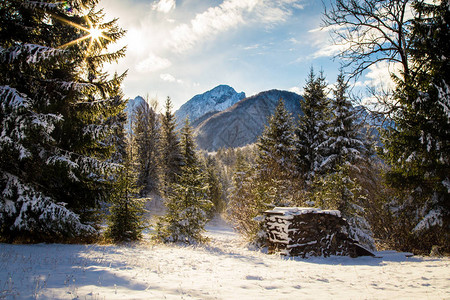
0 217 449 299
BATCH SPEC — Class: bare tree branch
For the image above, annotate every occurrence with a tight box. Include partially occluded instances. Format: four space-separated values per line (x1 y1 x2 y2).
322 0 414 80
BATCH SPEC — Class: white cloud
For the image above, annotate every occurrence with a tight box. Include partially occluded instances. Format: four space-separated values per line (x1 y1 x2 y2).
160 73 184 85
160 73 176 82
167 0 305 52
152 0 176 13
364 61 401 90
136 53 172 73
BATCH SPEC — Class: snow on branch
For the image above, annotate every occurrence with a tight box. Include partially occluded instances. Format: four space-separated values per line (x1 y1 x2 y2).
21 1 60 10
0 43 65 64
0 85 32 110
413 208 444 233
436 80 450 121
44 80 95 93
0 172 96 237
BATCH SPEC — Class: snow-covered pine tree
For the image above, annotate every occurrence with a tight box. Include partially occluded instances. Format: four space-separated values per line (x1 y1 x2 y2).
133 98 161 196
320 70 365 173
155 119 212 244
382 0 449 252
312 70 375 249
0 1 126 242
295 68 330 187
255 98 298 206
159 96 183 195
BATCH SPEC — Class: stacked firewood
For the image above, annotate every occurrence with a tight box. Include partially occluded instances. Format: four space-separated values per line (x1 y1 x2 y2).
263 207 369 258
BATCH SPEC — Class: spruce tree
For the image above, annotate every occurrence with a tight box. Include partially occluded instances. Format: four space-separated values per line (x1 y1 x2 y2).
320 70 365 173
382 0 449 251
0 0 126 242
295 68 330 187
133 98 161 196
156 120 212 244
255 98 298 206
105 138 146 242
160 96 182 194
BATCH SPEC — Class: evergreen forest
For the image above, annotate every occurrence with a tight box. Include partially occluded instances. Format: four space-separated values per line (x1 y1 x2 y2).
0 0 448 256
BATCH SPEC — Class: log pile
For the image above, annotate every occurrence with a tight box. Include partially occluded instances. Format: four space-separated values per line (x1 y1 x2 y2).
263 207 373 258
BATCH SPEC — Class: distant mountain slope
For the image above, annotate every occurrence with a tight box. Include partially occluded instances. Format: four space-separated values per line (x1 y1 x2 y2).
125 95 147 132
194 89 303 151
175 85 245 126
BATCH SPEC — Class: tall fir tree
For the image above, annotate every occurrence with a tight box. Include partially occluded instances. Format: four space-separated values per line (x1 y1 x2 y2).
133 98 161 196
311 70 374 249
0 0 126 242
255 98 298 206
159 96 182 195
320 70 365 173
295 67 330 187
382 0 449 251
156 119 212 244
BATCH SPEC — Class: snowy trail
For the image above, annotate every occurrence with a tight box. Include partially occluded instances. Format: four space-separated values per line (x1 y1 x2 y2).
0 216 449 299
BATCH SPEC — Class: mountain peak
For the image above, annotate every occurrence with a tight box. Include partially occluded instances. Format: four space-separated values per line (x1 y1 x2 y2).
175 85 245 125
194 89 304 151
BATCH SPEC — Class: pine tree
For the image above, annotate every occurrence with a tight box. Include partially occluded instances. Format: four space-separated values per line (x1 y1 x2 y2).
156 120 212 244
320 70 365 173
160 96 182 194
0 1 126 242
382 0 449 251
105 139 146 242
255 98 298 206
133 98 161 196
295 68 330 187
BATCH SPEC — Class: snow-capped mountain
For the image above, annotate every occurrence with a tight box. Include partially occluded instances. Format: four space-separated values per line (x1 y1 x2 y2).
175 85 245 126
125 95 147 132
194 89 304 151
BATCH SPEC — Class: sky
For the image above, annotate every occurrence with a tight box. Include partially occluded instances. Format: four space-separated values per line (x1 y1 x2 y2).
100 0 388 110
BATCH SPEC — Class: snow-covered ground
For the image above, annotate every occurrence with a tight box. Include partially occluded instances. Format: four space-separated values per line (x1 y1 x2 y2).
0 216 449 300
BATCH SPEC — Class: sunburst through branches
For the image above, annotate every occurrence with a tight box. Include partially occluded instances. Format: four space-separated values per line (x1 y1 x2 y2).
57 14 110 52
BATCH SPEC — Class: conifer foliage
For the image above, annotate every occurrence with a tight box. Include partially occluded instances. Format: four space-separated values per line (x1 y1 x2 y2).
156 120 212 244
226 151 261 239
160 96 183 194
314 164 375 250
382 0 449 250
295 68 329 186
321 70 365 172
255 98 298 206
105 140 146 243
0 0 126 242
133 99 161 196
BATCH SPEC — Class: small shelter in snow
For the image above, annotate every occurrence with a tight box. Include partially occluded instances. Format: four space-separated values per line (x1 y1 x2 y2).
263 207 374 258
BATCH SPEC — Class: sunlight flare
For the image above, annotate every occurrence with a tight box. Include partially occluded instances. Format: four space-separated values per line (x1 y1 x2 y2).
57 15 109 49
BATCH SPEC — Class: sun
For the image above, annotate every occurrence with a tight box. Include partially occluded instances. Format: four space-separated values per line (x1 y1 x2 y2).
56 16 109 49
88 26 103 41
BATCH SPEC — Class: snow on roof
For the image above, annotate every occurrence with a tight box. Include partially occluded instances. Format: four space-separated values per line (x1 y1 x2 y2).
264 207 341 218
